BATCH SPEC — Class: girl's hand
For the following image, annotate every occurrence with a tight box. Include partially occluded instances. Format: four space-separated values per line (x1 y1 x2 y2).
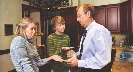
51 55 63 62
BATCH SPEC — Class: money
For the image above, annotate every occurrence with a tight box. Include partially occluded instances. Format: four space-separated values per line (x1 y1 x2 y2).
63 60 70 62
70 50 77 59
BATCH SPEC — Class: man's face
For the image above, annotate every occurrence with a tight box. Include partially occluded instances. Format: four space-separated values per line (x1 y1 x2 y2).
54 24 65 33
77 7 88 28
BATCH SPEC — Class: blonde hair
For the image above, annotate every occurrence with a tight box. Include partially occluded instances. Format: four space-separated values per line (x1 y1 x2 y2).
15 17 35 38
51 16 65 32
76 4 95 18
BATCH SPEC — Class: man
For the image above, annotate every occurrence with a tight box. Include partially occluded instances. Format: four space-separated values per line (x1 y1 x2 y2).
66 4 112 72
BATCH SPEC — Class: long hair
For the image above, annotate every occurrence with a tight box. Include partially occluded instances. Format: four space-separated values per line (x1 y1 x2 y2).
15 17 35 38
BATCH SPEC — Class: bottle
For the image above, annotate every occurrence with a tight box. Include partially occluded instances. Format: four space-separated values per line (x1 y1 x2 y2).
119 41 123 47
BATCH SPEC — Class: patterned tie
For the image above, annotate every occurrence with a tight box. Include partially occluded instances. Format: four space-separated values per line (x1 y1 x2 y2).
79 30 87 60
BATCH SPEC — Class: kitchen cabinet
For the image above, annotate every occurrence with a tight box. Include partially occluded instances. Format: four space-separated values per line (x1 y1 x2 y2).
60 7 77 26
120 0 133 34
120 1 130 33
127 0 133 34
106 4 120 32
95 6 106 26
94 4 120 33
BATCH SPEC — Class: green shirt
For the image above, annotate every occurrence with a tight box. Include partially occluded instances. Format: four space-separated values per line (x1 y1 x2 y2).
46 33 70 72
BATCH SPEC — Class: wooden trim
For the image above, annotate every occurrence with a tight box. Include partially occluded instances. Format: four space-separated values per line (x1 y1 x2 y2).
8 69 16 72
0 49 10 55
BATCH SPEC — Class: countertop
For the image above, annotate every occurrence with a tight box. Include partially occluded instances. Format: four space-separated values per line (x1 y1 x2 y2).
111 45 133 72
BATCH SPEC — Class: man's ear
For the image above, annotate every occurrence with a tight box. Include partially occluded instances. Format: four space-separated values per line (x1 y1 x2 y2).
86 11 91 18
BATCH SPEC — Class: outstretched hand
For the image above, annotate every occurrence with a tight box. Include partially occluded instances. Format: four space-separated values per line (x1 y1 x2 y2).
51 55 63 62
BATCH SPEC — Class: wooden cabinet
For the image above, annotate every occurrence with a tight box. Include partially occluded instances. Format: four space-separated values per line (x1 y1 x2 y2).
127 0 133 34
94 4 120 33
61 7 78 26
95 6 106 26
120 1 130 33
120 0 133 34
106 4 120 32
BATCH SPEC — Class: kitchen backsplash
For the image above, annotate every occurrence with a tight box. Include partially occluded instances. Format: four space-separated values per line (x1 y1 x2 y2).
112 33 126 45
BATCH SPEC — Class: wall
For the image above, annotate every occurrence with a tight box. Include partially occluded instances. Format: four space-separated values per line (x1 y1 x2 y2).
0 0 28 50
0 0 28 71
81 0 127 6
70 0 127 6
69 0 79 6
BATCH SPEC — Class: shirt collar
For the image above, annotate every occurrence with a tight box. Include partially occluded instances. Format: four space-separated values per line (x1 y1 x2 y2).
85 20 96 31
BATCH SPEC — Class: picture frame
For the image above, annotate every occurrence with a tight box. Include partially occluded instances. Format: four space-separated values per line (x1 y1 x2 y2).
4 24 13 36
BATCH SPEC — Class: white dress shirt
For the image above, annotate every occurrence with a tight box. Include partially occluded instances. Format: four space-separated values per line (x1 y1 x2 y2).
77 21 112 69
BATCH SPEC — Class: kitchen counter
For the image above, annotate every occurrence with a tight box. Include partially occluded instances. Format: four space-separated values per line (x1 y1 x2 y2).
111 45 133 72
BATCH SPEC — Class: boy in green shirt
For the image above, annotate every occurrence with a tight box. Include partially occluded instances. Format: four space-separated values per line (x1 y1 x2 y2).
46 16 71 72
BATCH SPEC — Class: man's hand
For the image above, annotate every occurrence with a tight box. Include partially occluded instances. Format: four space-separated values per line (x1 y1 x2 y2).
65 58 78 67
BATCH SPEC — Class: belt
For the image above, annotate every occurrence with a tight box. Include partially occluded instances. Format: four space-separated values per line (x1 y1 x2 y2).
79 68 109 72
79 68 97 72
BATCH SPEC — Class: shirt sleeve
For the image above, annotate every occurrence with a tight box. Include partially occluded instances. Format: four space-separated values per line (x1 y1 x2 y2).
35 55 48 66
78 28 112 69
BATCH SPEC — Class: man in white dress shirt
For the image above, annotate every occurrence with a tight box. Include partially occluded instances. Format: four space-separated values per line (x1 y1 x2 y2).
66 4 112 72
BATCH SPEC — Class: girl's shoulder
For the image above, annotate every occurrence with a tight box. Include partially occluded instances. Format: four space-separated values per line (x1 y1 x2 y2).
12 36 25 43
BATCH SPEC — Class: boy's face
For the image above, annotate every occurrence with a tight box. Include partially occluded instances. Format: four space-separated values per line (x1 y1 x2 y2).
54 24 65 33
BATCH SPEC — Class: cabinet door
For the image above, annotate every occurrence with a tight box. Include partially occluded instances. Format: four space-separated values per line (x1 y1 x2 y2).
69 7 77 26
106 4 120 32
128 0 133 34
94 6 106 27
60 7 77 26
120 1 130 33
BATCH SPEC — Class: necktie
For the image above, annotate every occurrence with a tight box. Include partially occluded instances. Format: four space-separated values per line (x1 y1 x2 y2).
79 30 87 60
